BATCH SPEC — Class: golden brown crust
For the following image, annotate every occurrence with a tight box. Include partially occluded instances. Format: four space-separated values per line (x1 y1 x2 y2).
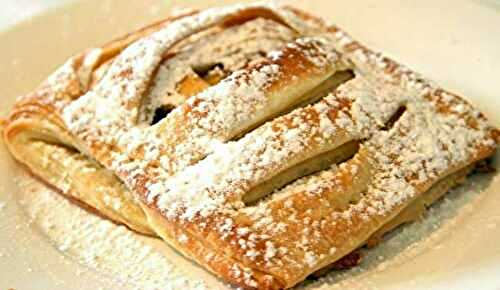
3 3 499 290
3 11 201 235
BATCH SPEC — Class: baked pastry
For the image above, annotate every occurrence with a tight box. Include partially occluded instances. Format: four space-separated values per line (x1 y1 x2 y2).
3 2 498 289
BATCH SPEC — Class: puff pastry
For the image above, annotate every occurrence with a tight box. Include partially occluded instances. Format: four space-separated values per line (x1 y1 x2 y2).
4 3 499 289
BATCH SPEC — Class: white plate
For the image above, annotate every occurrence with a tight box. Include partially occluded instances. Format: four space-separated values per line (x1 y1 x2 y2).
1 1 499 289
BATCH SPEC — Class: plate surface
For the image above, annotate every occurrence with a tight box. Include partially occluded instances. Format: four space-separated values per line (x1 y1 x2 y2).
0 1 499 289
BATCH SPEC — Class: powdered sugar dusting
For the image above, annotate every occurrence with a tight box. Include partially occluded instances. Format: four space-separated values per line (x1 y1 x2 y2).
16 175 213 290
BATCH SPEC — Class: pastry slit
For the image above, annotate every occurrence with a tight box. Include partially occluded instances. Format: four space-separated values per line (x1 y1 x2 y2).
288 70 354 111
233 70 354 141
381 105 406 131
242 99 405 205
243 140 359 205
